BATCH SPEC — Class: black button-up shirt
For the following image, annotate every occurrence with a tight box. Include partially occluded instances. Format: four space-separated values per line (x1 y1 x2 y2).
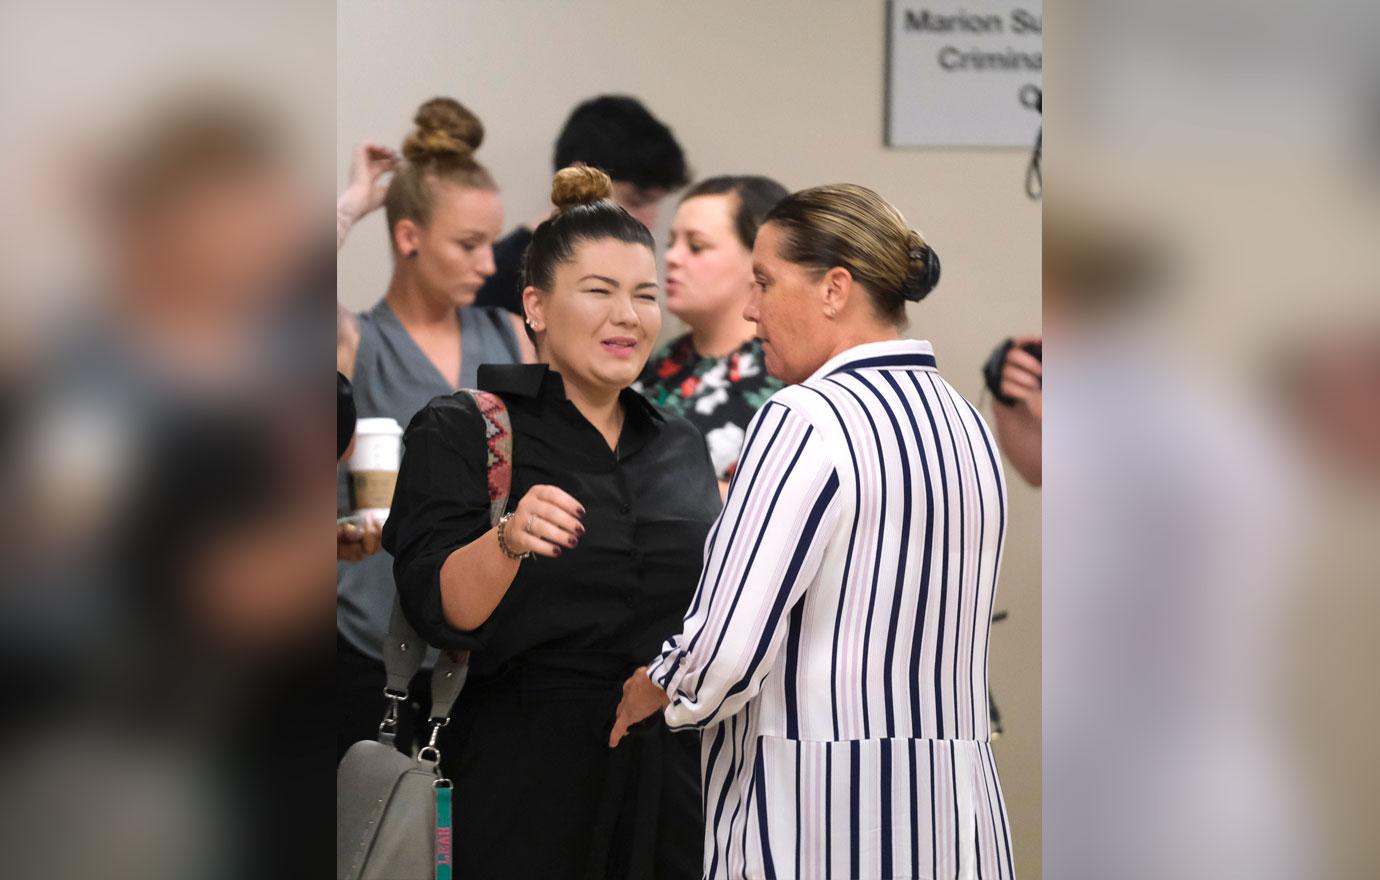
382 363 721 676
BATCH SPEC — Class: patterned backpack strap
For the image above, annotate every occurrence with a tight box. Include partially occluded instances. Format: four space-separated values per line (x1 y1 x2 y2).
462 389 513 527
376 389 511 752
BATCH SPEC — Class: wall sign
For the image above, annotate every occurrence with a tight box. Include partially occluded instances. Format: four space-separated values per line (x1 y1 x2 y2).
885 1 1043 148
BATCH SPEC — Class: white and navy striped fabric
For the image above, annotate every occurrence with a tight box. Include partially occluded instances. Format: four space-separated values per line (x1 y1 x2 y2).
648 339 1014 880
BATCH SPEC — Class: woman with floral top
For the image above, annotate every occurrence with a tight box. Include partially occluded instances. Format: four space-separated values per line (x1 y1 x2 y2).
635 176 789 496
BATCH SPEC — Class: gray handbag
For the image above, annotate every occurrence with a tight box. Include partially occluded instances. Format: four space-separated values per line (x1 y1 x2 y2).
337 390 512 880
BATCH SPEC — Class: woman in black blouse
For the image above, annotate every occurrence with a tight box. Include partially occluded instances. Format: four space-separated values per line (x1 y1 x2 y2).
382 166 719 880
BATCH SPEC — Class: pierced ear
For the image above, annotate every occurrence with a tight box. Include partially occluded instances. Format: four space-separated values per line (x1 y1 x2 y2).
822 266 853 316
521 285 546 331
393 219 421 259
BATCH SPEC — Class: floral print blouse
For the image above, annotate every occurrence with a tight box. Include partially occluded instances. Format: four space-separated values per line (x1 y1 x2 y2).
635 334 783 481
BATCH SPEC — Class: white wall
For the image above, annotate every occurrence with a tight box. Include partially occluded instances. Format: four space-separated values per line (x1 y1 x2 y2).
339 1 1041 873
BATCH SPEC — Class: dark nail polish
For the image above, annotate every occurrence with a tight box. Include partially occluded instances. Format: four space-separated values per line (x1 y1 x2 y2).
575 525 586 536
553 547 562 557
569 537 579 548
577 506 587 518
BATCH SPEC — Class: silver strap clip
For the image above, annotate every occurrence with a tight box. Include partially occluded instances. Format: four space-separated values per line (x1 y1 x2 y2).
378 689 407 746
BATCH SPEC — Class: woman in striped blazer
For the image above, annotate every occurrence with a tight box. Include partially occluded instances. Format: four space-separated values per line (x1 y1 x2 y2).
611 184 1015 879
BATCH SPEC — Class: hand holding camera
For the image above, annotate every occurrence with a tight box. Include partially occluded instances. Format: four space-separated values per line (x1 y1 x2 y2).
983 335 1042 418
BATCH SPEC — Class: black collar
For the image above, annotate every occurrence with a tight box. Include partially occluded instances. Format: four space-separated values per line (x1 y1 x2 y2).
478 363 665 426
478 362 548 398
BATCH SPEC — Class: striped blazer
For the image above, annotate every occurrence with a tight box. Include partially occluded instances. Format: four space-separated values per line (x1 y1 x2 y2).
648 339 1015 880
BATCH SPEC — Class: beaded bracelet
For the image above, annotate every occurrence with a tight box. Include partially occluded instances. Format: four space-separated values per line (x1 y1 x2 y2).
496 512 532 561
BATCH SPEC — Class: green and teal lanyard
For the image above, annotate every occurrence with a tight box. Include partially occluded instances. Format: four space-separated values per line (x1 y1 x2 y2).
434 779 453 880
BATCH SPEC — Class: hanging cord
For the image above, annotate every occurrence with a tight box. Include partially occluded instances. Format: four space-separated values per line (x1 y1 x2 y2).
1021 84 1042 200
989 610 1009 737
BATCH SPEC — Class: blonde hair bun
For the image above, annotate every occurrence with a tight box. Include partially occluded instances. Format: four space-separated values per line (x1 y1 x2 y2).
550 164 613 210
401 97 484 164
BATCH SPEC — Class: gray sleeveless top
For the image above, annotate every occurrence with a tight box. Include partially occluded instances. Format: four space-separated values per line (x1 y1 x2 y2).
337 300 522 661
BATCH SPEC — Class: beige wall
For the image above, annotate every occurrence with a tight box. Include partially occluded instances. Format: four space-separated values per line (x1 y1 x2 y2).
339 0 1041 873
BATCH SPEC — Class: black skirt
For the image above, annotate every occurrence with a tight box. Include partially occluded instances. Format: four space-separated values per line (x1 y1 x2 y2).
440 650 702 880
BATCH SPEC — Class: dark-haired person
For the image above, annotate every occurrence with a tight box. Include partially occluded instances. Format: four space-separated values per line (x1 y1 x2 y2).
636 176 789 497
335 97 534 764
612 185 1017 879
474 95 690 316
383 166 718 879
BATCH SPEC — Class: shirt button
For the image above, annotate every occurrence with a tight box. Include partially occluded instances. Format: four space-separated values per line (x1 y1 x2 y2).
630 548 643 562
619 503 632 515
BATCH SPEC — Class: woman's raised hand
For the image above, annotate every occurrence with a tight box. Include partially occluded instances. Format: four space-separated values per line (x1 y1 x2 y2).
507 484 586 558
338 141 399 224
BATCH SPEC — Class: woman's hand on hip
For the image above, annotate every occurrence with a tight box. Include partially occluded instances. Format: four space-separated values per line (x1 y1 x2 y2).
609 667 670 748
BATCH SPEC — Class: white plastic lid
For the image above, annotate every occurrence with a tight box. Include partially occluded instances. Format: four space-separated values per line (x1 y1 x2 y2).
355 417 403 436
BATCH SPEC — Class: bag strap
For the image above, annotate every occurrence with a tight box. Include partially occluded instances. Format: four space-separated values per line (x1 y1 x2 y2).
380 390 513 746
468 389 514 526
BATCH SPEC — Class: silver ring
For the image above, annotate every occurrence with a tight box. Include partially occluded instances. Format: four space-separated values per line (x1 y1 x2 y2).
525 514 536 535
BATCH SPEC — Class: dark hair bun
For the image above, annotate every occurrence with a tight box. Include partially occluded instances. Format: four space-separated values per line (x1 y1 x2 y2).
550 164 614 210
401 97 484 164
902 230 941 301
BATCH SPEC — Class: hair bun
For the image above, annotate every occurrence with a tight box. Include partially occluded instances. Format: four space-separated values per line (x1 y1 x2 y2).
401 97 484 164
902 230 940 301
550 164 614 210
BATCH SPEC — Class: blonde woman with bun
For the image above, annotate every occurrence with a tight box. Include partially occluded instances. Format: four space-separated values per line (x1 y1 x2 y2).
383 165 719 879
613 185 1017 879
336 98 534 764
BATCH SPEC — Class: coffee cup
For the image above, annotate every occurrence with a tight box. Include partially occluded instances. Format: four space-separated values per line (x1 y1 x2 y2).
348 417 403 524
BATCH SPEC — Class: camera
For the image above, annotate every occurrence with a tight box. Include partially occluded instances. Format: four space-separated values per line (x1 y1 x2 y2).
982 338 1042 407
